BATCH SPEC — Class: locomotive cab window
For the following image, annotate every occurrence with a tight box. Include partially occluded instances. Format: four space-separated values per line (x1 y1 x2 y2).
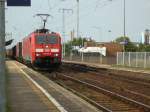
46 36 58 44
36 35 58 44
36 35 46 44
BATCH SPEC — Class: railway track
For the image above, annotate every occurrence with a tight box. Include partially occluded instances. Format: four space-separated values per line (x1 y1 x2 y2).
59 64 150 105
29 63 150 112
67 63 150 83
46 72 149 112
65 71 150 105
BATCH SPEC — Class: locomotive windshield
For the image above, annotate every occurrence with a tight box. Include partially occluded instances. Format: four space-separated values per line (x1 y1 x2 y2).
36 35 46 44
46 36 57 44
36 35 58 44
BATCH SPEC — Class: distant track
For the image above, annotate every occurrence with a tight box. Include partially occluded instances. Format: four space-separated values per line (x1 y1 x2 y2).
60 64 150 106
48 72 150 112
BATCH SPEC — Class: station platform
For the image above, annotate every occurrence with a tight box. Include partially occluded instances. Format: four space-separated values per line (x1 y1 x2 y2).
6 60 100 112
6 60 60 112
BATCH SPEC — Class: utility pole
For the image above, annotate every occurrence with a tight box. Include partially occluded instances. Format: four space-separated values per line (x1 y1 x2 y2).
70 30 74 61
59 8 73 58
77 0 79 38
0 0 6 112
123 0 126 52
123 0 126 37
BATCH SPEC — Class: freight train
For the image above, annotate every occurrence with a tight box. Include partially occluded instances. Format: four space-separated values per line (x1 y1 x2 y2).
7 29 62 69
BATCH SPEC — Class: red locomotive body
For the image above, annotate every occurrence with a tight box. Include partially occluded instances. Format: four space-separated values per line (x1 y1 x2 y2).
22 29 62 67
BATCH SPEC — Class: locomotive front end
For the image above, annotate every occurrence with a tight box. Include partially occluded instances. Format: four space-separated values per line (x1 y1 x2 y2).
33 33 62 67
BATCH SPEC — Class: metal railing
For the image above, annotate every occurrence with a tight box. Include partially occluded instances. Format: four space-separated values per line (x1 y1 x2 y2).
63 52 116 65
117 52 150 68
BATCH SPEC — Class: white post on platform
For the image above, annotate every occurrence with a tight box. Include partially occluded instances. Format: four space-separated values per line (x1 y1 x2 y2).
99 53 102 64
136 52 138 67
144 52 147 68
81 38 84 62
117 52 119 65
123 52 125 66
81 52 83 62
0 0 6 112
101 54 103 64
128 52 131 67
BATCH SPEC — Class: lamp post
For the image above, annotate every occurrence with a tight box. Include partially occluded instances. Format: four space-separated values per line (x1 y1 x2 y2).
123 0 126 52
77 0 79 38
123 0 126 38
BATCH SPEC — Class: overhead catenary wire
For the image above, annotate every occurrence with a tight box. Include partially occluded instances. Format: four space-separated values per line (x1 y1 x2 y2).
52 0 96 35
50 0 92 25
47 0 52 11
49 0 115 39
62 0 110 26
64 0 114 34
59 8 73 57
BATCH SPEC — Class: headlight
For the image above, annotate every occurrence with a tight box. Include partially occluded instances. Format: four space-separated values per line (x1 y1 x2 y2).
35 49 43 52
36 53 41 56
51 49 59 52
54 54 59 57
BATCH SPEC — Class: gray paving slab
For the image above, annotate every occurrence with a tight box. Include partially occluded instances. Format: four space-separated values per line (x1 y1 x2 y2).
6 61 60 112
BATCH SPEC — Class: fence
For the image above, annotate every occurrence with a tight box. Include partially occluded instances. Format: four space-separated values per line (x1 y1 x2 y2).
117 52 150 68
63 52 116 65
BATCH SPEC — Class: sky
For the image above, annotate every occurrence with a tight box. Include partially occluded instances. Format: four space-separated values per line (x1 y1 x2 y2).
5 0 150 46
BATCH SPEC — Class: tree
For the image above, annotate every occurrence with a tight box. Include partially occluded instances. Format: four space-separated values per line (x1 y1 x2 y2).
114 36 137 52
115 36 130 43
125 42 137 52
64 37 95 55
138 44 150 52
145 45 150 52
137 44 146 52
71 37 87 46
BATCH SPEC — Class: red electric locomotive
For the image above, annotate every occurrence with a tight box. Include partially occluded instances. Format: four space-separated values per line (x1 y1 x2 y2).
22 29 62 68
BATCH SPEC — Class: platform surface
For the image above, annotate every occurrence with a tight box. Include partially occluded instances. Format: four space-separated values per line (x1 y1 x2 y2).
6 60 60 112
6 60 101 112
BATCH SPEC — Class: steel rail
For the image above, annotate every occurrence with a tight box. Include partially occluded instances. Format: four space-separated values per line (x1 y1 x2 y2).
99 72 150 87
70 63 150 87
56 81 113 112
81 77 150 100
57 73 150 111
